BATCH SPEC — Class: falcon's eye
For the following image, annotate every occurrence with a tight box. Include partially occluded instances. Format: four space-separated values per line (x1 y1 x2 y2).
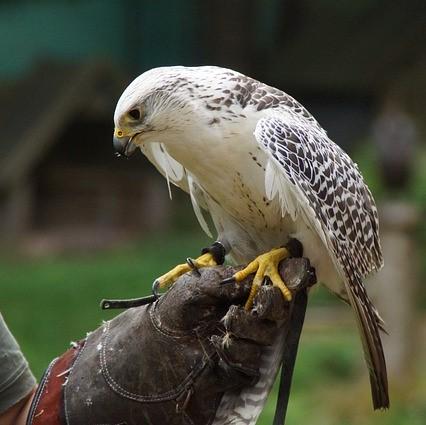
128 109 141 120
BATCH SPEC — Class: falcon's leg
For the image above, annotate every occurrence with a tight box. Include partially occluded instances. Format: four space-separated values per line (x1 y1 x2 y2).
240 248 291 310
223 239 303 310
153 242 226 295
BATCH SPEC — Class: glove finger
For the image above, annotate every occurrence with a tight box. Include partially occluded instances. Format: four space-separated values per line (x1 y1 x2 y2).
222 305 279 346
197 266 253 303
253 285 289 321
210 335 261 387
156 266 252 330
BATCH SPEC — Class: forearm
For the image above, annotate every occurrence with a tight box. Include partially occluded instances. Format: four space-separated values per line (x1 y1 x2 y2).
0 387 36 425
0 313 37 425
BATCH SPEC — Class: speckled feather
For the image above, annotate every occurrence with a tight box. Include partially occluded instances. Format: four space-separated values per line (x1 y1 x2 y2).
114 66 389 424
254 117 388 411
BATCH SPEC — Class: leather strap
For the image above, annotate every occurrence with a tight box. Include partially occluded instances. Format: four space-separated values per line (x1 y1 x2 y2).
272 289 308 425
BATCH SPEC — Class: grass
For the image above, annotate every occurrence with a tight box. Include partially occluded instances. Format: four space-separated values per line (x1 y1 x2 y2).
0 232 211 377
1 232 425 424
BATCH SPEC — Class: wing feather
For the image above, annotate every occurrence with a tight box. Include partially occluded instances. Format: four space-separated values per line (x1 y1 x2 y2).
265 159 299 220
187 173 213 237
254 117 389 409
147 142 185 199
141 143 213 237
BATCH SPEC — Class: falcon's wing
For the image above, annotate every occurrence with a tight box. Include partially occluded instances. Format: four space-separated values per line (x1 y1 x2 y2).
254 117 389 409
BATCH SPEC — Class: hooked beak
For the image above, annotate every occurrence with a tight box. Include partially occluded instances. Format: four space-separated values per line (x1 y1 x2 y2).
113 128 138 158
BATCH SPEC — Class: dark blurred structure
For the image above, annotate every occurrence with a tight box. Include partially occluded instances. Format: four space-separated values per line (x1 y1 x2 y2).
369 97 421 384
0 60 170 250
0 0 424 251
373 103 418 189
371 201 420 382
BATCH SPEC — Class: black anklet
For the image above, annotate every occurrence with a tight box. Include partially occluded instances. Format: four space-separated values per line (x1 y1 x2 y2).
201 241 226 265
286 238 303 258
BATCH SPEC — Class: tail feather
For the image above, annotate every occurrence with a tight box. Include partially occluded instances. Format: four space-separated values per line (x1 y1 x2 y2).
336 289 388 335
345 278 389 409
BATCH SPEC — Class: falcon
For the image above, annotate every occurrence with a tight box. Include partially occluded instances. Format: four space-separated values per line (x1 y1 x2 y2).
113 66 389 423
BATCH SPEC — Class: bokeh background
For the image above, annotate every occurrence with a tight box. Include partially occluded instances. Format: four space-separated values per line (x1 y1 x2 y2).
1 1 425 423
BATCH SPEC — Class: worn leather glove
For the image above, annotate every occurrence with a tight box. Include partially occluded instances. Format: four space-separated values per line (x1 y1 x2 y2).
26 259 314 425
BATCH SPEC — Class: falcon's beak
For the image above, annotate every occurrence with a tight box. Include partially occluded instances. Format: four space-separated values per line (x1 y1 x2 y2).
113 128 138 158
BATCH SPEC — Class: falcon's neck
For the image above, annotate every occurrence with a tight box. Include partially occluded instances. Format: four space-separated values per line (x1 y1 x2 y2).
164 116 257 179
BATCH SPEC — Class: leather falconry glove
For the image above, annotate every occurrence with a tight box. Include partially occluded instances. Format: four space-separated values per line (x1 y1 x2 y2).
26 258 315 425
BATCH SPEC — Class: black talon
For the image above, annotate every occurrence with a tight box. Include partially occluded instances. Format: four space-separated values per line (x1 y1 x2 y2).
152 279 161 298
220 276 236 285
186 257 201 276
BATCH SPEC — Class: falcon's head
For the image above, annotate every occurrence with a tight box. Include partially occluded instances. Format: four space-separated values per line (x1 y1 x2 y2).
113 66 210 158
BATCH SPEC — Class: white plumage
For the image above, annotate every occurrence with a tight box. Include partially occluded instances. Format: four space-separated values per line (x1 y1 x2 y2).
114 66 389 423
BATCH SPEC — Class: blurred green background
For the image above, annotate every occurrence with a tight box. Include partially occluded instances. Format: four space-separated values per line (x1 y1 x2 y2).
0 1 425 424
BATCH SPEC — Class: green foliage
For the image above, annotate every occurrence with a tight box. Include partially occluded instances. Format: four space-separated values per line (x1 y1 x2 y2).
0 232 210 377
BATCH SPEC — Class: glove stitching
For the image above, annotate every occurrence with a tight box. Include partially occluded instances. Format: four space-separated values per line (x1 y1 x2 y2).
149 303 191 339
63 339 89 425
26 357 58 425
100 320 211 402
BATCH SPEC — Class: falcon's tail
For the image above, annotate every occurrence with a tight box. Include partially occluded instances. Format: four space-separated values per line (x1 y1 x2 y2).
345 279 389 410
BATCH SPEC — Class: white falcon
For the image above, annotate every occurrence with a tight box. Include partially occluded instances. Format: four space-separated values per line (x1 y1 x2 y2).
113 66 389 423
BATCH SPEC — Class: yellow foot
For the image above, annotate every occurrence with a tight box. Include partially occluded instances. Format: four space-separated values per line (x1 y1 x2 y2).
153 252 217 295
225 247 292 310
